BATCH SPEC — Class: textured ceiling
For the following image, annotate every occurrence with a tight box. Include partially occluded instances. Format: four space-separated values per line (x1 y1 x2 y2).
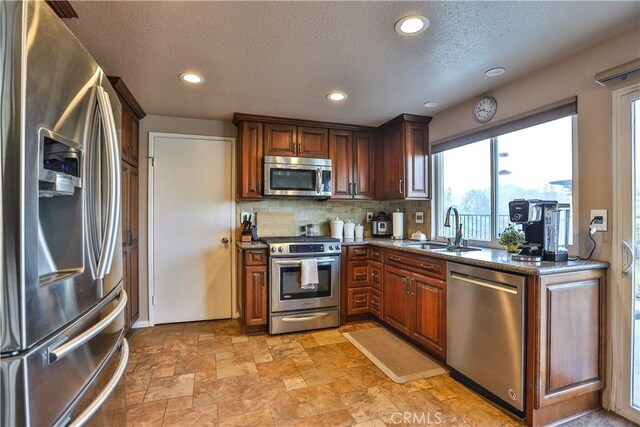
65 1 640 126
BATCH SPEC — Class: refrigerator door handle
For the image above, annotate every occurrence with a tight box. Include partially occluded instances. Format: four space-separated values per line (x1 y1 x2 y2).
95 86 121 279
48 290 127 364
68 339 129 427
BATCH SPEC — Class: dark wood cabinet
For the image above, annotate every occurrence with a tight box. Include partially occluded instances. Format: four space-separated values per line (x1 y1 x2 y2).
383 265 412 335
329 130 375 200
298 126 329 158
348 261 369 288
264 123 297 157
348 288 370 314
237 121 263 200
329 130 353 199
109 76 145 334
411 273 446 357
377 115 432 200
369 261 383 291
370 289 383 319
237 248 269 332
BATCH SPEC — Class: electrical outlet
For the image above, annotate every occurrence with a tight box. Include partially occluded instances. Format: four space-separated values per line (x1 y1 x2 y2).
240 211 251 223
590 209 607 232
415 212 424 224
367 212 373 222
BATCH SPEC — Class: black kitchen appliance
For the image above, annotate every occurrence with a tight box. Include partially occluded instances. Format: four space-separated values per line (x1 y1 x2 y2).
508 199 570 262
372 212 392 237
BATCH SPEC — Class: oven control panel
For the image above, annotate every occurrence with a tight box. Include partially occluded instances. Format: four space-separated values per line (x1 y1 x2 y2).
269 243 341 256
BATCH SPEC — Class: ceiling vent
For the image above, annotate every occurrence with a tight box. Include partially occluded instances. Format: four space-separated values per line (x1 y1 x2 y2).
595 59 640 86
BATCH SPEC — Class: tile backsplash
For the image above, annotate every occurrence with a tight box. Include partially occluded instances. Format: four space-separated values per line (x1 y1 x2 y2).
237 199 431 238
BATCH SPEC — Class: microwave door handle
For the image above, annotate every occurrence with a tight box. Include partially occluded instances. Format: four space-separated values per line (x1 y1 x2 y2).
316 168 321 193
95 87 121 279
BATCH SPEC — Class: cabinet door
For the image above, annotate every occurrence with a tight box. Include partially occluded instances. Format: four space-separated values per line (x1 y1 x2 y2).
329 130 353 199
128 167 139 323
370 288 383 320
369 261 383 291
298 126 329 158
244 266 268 325
121 106 132 163
237 121 264 200
411 274 445 357
404 122 429 199
130 116 139 167
384 265 412 335
348 261 369 288
264 124 297 157
348 288 370 314
353 132 375 200
379 124 404 199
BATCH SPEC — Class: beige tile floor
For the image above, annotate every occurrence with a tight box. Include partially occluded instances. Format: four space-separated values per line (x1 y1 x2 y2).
89 319 526 426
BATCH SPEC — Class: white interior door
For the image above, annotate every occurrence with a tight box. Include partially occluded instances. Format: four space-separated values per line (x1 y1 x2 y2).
150 133 233 324
611 83 640 422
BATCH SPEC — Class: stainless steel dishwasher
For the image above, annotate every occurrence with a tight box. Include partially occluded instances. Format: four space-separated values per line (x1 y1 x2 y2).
447 262 526 416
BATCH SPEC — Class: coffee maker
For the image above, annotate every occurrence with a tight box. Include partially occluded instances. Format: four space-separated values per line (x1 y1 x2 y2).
508 199 570 262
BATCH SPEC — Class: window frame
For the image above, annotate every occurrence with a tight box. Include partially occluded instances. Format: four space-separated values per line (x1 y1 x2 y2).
432 115 579 253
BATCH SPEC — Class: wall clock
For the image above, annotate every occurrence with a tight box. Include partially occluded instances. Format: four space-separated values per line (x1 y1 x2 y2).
474 96 497 123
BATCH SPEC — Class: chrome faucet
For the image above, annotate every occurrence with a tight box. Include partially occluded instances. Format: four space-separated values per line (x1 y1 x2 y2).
444 206 463 248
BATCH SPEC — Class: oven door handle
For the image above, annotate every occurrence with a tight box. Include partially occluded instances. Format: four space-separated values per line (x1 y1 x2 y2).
273 257 337 266
281 312 329 322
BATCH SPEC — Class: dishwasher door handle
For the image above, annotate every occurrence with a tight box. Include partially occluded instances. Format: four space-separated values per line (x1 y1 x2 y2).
450 272 518 295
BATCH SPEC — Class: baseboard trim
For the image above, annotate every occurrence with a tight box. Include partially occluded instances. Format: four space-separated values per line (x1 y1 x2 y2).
133 320 152 328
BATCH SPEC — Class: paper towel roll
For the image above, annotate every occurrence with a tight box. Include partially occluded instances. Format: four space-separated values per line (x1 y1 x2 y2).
392 211 404 239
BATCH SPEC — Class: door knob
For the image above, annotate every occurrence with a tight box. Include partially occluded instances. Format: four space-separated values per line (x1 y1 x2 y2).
221 237 229 244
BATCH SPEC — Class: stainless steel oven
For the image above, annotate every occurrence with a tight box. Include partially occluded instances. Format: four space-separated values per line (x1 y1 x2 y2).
262 237 341 334
264 156 332 198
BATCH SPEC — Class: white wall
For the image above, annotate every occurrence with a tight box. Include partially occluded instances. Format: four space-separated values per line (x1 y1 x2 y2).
136 115 236 324
430 26 640 262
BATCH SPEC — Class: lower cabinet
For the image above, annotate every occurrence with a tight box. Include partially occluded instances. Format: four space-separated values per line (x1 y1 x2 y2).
348 288 370 314
383 265 412 335
370 288 383 319
411 273 446 356
383 264 446 359
237 248 268 331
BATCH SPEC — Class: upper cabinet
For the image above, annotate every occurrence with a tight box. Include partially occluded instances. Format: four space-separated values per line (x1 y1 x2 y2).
329 130 375 200
377 114 432 200
233 113 430 201
263 124 329 158
108 77 146 167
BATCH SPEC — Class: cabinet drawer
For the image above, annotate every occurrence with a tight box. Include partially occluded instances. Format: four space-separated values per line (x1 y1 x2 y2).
385 249 445 279
369 261 383 291
369 247 383 262
348 246 369 260
370 289 383 319
348 288 370 314
348 261 369 288
244 249 268 266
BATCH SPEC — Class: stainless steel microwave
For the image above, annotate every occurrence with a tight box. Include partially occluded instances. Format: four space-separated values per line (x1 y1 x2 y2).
264 156 332 198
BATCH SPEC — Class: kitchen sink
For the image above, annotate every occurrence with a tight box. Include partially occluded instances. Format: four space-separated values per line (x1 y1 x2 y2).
432 246 482 253
400 242 449 250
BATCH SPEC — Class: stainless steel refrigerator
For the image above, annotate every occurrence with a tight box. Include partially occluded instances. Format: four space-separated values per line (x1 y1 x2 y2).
1 1 129 425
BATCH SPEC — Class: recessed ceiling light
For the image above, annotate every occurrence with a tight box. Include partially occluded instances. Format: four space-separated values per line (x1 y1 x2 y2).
395 15 429 35
423 101 439 108
485 67 506 77
327 92 347 102
179 72 204 84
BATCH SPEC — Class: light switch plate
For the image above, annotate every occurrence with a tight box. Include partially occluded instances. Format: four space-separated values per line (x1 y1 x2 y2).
415 212 424 224
367 212 373 222
590 209 607 232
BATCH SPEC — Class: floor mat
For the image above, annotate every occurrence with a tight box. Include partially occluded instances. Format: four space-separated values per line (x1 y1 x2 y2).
343 327 447 383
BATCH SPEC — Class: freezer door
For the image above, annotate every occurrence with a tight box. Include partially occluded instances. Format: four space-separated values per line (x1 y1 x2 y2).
0 286 128 427
1 1 123 353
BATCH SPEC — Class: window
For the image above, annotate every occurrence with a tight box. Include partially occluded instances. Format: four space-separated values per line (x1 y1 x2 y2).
434 108 576 247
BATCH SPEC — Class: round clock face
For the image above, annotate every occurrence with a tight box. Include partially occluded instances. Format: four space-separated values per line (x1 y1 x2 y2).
474 96 497 123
